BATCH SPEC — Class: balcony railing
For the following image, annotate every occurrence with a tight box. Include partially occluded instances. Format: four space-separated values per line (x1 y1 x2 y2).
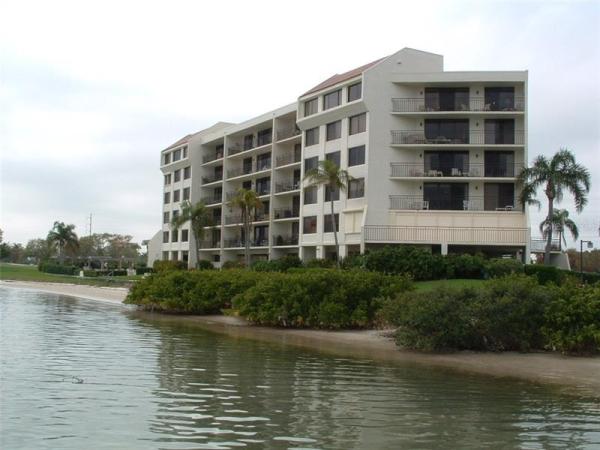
223 238 269 248
203 152 224 163
391 97 525 113
200 196 222 206
227 161 271 179
275 180 300 193
273 207 299 220
200 240 221 249
390 195 522 212
530 239 561 253
276 127 301 141
228 144 243 156
364 225 528 245
273 235 299 246
391 130 524 145
276 152 301 167
390 162 524 178
202 174 223 184
224 213 269 225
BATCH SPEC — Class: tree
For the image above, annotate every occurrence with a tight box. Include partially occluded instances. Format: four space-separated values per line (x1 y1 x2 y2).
304 159 352 268
227 189 262 267
171 200 213 269
539 209 579 251
106 234 140 267
47 221 79 264
519 149 590 265
25 238 55 263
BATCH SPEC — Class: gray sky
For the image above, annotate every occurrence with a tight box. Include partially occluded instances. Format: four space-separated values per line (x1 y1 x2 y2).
1 0 599 248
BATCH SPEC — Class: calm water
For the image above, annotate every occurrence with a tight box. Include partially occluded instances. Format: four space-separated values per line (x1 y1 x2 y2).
1 287 599 450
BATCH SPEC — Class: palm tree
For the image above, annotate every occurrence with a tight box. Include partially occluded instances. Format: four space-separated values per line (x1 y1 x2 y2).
519 148 590 265
304 159 352 268
47 221 79 264
171 200 213 269
539 209 579 251
227 188 262 267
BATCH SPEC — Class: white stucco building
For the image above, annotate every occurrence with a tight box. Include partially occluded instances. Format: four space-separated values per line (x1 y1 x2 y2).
159 48 529 267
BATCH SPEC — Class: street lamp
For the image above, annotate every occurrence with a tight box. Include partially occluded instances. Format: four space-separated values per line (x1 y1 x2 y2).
580 239 593 277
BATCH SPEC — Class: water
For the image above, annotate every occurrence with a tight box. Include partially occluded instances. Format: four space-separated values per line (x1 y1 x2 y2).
1 287 599 450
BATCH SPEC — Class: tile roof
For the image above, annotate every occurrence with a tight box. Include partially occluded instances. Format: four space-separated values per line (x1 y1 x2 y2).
300 56 387 97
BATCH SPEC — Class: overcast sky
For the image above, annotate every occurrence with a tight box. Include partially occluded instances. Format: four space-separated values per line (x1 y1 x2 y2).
1 0 599 248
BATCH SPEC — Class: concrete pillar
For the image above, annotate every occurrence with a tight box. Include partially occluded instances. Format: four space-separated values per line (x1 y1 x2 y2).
338 245 347 259
441 242 448 255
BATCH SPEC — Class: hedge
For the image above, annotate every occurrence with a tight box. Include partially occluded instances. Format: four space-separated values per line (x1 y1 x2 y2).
38 262 77 275
380 274 600 354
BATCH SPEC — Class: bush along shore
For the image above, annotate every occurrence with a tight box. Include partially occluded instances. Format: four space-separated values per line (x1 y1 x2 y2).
125 247 600 354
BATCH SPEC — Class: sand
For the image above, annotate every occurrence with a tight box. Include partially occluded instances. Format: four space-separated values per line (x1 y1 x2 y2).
2 280 599 396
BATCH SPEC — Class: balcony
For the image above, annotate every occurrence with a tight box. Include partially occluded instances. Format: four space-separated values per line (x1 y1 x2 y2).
223 238 269 248
530 238 561 253
391 130 524 146
389 195 522 212
273 234 299 246
275 180 300 194
276 152 301 167
363 225 528 246
276 127 301 141
200 196 222 206
200 240 221 249
203 151 224 164
390 162 524 178
391 97 525 113
273 207 299 220
202 174 223 184
224 212 269 225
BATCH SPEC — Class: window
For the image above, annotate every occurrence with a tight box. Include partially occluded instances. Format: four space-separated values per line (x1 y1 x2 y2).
184 166 191 179
325 186 339 201
326 121 341 141
256 177 270 196
484 183 516 211
485 119 515 145
172 210 180 220
182 146 188 158
257 152 271 171
164 173 171 185
172 230 178 242
424 151 469 176
304 186 317 204
323 89 341 110
305 127 319 146
173 149 182 161
348 82 362 102
174 169 181 182
162 251 169 260
171 251 178 261
163 153 171 165
424 182 468 210
348 145 365 166
348 178 365 199
349 113 366 135
183 187 190 200
485 151 515 177
485 87 515 111
163 231 169 243
243 134 254 150
425 88 469 112
304 156 318 172
164 192 170 204
304 98 318 116
424 119 469 143
325 151 340 167
163 211 170 224
324 213 339 233
303 216 317 234
173 190 180 202
257 128 272 146
182 251 189 263
181 229 189 242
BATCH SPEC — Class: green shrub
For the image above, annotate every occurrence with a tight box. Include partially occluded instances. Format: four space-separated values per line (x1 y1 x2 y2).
558 270 600 285
125 269 261 313
153 260 187 272
474 275 553 351
222 260 245 269
364 246 442 280
543 281 600 354
446 254 486 279
196 260 215 270
38 262 77 275
251 260 281 272
83 270 98 277
304 258 336 269
277 254 303 271
524 264 565 285
484 258 524 278
135 267 154 275
234 270 413 329
340 254 366 270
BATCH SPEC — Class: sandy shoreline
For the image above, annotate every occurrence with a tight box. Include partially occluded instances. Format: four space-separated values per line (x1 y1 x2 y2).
2 280 599 396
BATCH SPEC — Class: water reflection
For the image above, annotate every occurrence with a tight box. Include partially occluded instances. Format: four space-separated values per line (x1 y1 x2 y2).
1 287 599 450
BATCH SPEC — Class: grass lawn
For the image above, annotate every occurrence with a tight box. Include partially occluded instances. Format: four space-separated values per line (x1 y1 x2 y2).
0 263 139 287
414 278 486 292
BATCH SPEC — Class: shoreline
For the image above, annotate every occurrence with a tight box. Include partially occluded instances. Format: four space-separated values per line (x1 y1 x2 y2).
2 280 599 396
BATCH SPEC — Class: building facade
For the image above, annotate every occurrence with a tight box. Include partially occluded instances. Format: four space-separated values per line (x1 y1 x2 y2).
159 48 529 267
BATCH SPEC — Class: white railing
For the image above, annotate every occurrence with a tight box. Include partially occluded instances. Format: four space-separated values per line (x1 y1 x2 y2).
364 225 528 245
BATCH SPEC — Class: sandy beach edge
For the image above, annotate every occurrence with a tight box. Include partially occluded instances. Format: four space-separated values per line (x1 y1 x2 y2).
2 280 599 397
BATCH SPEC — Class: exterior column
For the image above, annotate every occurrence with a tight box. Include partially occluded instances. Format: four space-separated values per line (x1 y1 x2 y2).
441 242 448 256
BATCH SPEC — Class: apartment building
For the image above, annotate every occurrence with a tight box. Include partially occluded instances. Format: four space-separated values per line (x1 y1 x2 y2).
159 48 529 267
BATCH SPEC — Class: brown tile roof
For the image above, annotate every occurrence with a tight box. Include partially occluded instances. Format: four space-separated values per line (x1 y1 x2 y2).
300 56 387 97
